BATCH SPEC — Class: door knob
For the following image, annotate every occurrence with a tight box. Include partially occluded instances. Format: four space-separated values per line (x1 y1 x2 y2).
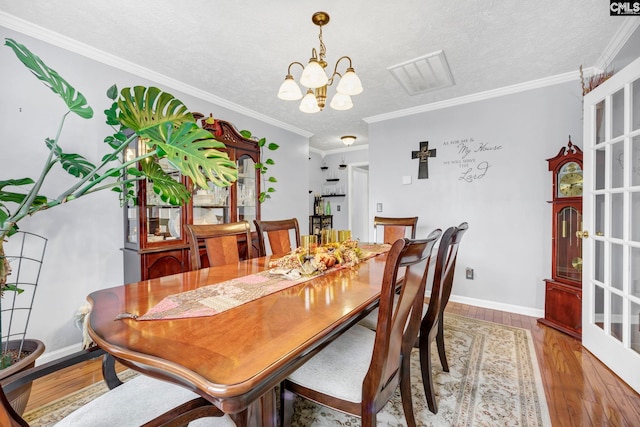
576 230 589 239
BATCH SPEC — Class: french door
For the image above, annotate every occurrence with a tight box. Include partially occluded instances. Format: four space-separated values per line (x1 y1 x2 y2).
582 55 640 394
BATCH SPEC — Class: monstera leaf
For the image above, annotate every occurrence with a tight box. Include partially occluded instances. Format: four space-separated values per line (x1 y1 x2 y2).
117 87 237 188
5 39 93 119
45 139 97 179
140 160 191 205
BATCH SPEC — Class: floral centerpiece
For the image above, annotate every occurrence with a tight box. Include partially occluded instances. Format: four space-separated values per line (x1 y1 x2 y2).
269 239 365 277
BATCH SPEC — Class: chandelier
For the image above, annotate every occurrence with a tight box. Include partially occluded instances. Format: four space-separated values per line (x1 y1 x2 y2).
277 11 363 113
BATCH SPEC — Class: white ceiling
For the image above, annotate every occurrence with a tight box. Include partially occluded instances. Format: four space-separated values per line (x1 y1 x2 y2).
0 1 631 152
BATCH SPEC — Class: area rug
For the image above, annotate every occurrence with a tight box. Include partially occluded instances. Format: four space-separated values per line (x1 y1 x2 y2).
23 314 551 426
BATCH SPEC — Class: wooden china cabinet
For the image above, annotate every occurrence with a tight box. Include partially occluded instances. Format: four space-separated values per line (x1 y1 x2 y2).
538 139 583 339
123 118 261 282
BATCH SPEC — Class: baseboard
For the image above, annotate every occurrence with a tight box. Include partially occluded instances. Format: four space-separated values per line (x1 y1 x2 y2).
449 295 544 319
36 343 84 366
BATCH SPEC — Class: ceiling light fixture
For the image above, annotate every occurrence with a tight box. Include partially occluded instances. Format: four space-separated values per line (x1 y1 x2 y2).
277 11 363 114
341 135 356 146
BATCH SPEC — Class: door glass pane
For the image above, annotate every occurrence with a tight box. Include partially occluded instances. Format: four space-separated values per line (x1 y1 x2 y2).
595 194 605 237
595 284 605 330
596 100 606 144
595 147 606 190
146 159 182 243
237 155 257 228
611 193 624 239
632 247 640 297
611 243 623 291
631 300 640 354
595 240 605 283
611 293 623 342
633 136 640 186
633 77 640 131
192 184 229 225
633 192 640 242
612 88 625 139
611 140 624 188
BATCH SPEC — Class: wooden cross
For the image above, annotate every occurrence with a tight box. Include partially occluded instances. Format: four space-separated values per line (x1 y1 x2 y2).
411 141 437 179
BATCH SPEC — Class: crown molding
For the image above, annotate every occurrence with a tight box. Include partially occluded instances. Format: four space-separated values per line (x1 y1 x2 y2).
595 17 640 70
364 70 581 123
310 144 369 157
0 12 313 138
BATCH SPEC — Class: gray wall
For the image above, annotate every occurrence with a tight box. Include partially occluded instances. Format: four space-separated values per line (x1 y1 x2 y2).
368 81 584 313
0 26 308 358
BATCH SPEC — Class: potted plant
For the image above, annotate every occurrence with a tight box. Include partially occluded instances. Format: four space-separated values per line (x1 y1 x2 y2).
0 38 238 412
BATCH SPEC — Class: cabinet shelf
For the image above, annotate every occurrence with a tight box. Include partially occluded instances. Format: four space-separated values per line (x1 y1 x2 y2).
323 194 345 198
326 178 339 182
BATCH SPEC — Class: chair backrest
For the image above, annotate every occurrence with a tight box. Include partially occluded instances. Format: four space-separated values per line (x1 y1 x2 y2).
419 226 459 341
362 228 441 407
254 218 301 257
185 221 252 270
373 216 418 244
439 222 468 315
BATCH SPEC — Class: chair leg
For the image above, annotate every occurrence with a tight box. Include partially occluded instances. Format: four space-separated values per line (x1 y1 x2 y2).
400 353 417 427
436 320 449 372
361 410 377 427
279 382 295 427
419 335 438 414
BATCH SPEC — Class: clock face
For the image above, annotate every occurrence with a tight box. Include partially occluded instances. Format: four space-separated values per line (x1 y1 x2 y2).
557 162 583 197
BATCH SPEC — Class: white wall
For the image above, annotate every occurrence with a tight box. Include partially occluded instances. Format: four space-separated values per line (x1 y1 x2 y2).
0 26 308 357
368 82 584 314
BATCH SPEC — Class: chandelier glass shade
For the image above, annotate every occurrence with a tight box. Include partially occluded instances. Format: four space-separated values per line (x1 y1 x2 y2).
341 135 356 146
277 11 363 114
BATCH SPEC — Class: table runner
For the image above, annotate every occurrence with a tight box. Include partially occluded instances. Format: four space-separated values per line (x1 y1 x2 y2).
131 243 391 321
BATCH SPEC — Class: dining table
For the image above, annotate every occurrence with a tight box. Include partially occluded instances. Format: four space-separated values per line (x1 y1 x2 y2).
87 244 391 426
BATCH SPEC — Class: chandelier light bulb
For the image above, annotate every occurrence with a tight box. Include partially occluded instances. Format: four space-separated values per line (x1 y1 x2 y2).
277 75 303 100
299 89 321 113
329 92 353 110
300 59 329 89
336 67 363 95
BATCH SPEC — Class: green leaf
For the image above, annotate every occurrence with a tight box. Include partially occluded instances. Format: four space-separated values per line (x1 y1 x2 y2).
255 163 263 170
104 102 119 126
140 160 191 205
117 86 194 134
265 158 275 165
5 38 93 119
268 143 280 151
267 187 276 193
258 137 266 147
0 179 48 206
268 176 277 182
106 84 118 100
239 130 252 139
45 139 97 179
144 122 238 188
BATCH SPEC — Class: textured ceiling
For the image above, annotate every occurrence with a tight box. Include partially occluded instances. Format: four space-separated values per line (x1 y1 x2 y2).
0 1 627 152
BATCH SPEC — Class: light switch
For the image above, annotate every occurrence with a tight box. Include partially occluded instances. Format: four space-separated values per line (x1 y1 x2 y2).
376 203 383 212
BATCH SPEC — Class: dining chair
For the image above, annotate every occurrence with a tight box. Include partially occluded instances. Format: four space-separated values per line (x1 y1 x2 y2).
433 221 468 373
185 221 252 270
280 229 441 427
254 218 300 257
417 225 461 414
0 347 235 426
373 216 418 244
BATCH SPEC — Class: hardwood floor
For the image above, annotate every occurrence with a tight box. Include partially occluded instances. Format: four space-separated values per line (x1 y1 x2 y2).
23 302 640 426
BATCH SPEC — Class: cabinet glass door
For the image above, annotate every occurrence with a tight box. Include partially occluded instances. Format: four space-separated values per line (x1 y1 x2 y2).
192 184 229 225
237 155 257 228
146 158 182 243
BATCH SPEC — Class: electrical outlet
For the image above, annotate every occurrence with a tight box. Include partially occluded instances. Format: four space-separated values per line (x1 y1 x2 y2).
376 203 383 212
336 205 341 212
465 268 474 280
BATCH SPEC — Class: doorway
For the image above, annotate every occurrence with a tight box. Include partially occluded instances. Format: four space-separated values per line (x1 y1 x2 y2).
348 163 369 242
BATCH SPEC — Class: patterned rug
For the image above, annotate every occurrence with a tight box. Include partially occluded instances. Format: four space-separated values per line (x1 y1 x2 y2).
23 314 551 426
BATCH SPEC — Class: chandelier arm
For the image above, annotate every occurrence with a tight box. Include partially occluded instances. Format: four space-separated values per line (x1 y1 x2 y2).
318 26 326 62
286 61 306 75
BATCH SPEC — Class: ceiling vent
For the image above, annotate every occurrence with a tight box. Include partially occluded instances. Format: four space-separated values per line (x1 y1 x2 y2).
387 50 454 96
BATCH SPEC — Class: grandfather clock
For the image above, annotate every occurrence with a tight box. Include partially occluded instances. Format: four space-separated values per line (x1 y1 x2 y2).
539 138 583 339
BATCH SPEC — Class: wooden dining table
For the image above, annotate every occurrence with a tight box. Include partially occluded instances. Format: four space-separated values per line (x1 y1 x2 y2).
87 249 391 426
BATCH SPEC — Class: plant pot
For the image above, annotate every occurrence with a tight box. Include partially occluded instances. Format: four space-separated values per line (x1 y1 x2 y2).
0 339 45 415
